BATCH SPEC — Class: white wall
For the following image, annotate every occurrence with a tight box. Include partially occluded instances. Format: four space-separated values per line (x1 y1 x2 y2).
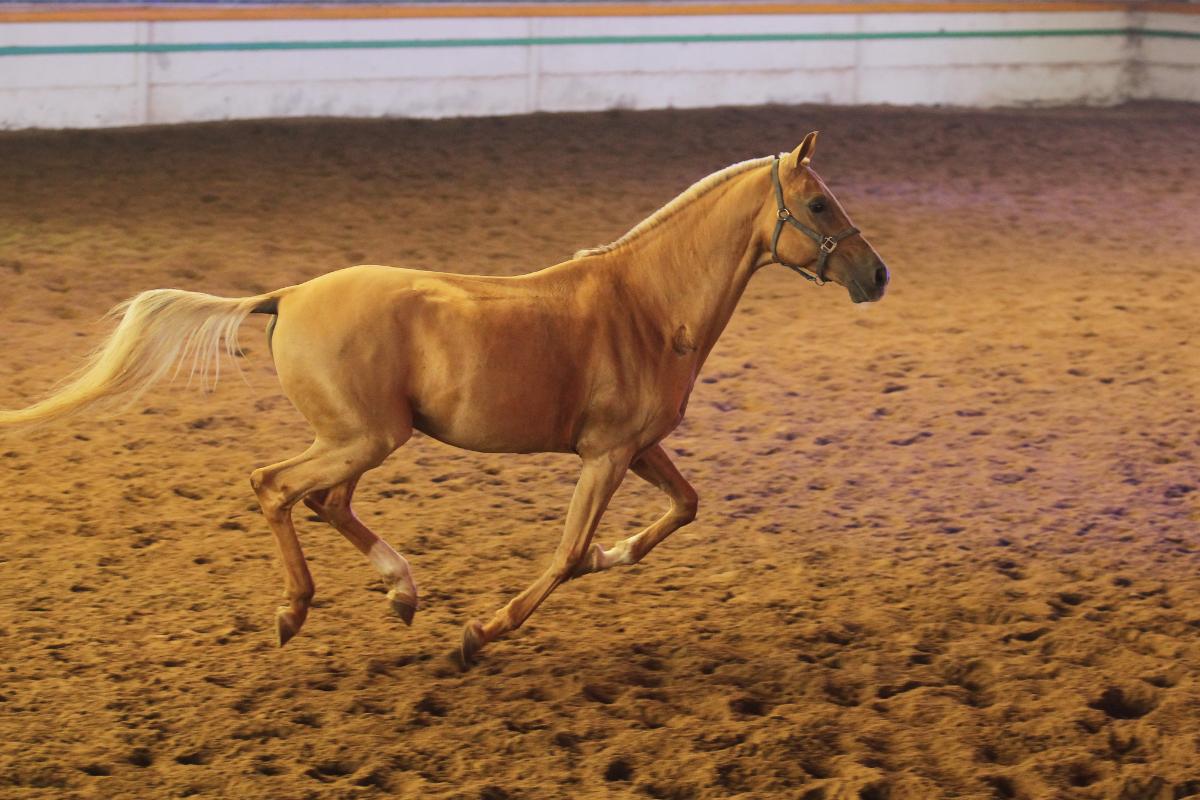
0 7 1193 130
1135 11 1200 102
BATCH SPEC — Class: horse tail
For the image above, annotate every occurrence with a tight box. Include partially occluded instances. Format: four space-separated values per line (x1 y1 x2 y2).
0 288 286 429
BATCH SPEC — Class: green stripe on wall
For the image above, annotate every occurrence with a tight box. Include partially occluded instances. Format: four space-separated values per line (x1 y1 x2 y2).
0 26 1195 55
1140 28 1200 39
0 27 1196 56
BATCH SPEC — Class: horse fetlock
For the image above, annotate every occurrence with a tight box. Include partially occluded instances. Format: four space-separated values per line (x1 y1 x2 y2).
367 540 409 580
287 582 315 605
612 539 641 568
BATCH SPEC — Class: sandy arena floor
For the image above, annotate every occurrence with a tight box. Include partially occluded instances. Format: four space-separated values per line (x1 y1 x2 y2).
0 102 1198 800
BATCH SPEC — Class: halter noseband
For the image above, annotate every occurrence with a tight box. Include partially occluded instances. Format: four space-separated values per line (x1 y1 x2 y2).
770 155 860 286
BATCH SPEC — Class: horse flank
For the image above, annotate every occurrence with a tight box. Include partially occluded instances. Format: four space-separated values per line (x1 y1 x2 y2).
572 155 773 259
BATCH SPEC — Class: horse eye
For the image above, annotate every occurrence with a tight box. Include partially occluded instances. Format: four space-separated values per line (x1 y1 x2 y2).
809 198 827 214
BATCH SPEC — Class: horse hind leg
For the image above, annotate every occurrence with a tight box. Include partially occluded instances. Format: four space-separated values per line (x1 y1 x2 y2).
250 437 395 646
304 477 419 625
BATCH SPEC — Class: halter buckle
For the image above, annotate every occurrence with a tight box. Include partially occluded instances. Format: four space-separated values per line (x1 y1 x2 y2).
819 236 838 254
777 208 791 221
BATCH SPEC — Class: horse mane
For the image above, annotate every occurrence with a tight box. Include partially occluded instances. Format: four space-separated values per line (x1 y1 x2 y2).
573 155 772 259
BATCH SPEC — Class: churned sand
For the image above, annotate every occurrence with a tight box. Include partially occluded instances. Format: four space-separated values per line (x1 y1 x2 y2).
0 102 1197 800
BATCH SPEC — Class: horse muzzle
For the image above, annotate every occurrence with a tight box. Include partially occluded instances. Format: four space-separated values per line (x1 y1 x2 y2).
849 261 889 304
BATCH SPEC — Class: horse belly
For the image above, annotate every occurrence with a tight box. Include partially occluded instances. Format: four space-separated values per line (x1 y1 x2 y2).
407 310 585 454
414 393 575 453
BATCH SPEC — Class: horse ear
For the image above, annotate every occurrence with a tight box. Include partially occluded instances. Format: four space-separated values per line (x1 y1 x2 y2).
791 131 819 170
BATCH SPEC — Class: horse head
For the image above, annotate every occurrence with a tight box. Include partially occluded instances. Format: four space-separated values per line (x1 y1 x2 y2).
765 131 890 304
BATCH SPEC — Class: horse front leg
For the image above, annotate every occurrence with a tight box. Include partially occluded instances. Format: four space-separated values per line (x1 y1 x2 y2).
460 448 632 665
571 443 697 578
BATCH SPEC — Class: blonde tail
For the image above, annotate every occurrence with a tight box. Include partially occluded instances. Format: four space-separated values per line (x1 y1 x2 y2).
0 288 278 428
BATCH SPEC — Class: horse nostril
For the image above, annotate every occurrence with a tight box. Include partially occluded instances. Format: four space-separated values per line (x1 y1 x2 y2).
874 265 889 288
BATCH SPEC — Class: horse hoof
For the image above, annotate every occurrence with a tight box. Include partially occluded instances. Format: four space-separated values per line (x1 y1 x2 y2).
459 619 486 668
389 590 418 626
275 606 304 647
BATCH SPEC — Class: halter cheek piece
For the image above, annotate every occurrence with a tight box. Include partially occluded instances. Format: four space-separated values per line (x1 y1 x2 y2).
770 155 860 286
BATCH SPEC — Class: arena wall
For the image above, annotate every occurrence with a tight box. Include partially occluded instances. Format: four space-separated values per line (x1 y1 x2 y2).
1137 9 1200 102
0 3 1196 129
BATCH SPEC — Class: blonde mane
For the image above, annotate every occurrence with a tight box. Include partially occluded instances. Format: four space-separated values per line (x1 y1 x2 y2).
573 155 773 259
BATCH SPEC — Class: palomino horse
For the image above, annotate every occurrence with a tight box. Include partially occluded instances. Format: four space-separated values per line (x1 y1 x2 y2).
0 132 888 664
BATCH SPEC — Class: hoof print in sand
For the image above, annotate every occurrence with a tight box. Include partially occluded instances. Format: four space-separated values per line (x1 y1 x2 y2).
604 757 634 782
1090 684 1159 720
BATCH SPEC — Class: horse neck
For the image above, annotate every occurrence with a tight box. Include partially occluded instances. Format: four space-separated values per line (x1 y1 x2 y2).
604 166 771 361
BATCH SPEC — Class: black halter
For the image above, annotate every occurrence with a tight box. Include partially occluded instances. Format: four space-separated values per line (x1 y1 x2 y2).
770 155 860 285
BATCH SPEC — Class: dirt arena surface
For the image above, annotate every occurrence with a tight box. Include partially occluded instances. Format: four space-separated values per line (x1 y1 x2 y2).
0 102 1198 800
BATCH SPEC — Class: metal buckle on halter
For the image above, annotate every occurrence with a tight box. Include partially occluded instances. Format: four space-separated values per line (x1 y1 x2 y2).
777 208 791 221
819 236 838 254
